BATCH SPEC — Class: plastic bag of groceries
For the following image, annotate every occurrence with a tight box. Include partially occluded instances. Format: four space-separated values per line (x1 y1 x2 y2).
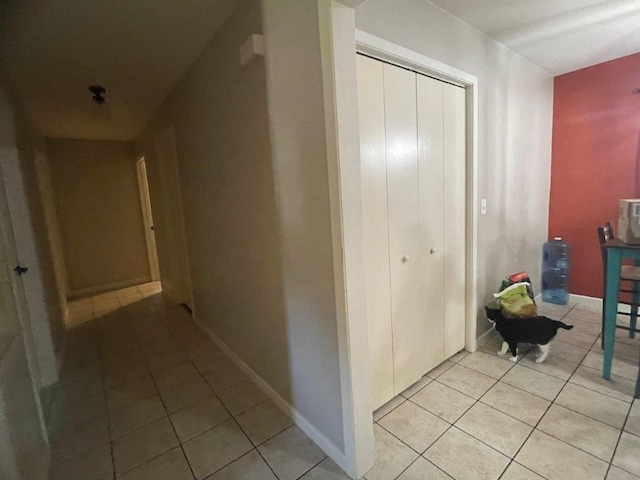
493 282 537 318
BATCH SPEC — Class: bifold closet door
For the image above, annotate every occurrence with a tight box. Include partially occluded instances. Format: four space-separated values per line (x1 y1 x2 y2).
357 55 394 408
357 54 466 410
416 74 446 374
383 63 428 394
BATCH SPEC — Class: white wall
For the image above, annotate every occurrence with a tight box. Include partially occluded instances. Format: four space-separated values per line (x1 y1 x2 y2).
355 0 554 336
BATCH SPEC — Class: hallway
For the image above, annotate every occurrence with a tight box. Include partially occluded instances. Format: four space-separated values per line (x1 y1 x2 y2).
49 284 341 480
49 288 640 479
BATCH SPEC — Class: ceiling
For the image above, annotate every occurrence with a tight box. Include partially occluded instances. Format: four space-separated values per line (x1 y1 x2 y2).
1 0 639 142
0 0 239 141
430 0 640 75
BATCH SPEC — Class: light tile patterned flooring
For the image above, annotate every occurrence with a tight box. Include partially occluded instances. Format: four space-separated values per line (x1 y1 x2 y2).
52 287 640 479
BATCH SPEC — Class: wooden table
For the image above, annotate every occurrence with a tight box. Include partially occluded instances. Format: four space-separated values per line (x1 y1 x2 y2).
602 239 640 397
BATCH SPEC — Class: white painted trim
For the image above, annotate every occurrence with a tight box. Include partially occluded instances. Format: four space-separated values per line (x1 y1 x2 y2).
67 276 151 299
319 3 373 478
567 293 635 315
568 293 601 311
193 316 348 470
355 30 479 353
136 157 160 282
476 326 499 350
355 31 478 86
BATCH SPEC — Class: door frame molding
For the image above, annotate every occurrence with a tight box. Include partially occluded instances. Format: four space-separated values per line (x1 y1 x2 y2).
355 30 479 354
318 6 478 475
135 156 160 282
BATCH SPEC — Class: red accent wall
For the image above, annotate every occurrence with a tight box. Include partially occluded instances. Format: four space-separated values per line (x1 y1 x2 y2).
549 53 640 298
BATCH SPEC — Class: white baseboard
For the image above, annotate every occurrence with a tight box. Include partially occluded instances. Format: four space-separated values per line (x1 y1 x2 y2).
192 316 349 474
475 326 499 349
568 293 602 311
67 276 151 299
539 293 633 315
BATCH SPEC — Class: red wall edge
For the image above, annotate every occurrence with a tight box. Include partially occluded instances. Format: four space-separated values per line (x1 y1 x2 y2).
549 52 640 298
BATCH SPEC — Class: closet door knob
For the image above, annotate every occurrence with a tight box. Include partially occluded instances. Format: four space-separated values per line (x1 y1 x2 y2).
430 248 436 254
401 255 410 263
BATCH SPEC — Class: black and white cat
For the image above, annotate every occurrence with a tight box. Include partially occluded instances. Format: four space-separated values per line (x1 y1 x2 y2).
484 306 573 363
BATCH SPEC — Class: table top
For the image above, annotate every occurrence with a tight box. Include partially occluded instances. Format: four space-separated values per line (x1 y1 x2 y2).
603 239 640 250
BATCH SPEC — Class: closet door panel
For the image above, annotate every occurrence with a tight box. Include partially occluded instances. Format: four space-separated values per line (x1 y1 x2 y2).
356 55 394 408
416 74 446 373
443 83 467 356
383 64 424 393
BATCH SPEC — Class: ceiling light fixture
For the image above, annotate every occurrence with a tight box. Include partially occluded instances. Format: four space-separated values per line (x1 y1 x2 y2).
88 85 106 104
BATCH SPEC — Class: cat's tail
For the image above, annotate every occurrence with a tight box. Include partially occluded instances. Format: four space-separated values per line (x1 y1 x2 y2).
554 321 573 330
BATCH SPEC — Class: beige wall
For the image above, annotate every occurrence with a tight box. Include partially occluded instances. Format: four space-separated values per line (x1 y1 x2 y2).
138 0 290 404
261 0 346 455
46 139 150 295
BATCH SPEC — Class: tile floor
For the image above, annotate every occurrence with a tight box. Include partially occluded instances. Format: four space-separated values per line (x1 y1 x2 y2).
51 286 640 479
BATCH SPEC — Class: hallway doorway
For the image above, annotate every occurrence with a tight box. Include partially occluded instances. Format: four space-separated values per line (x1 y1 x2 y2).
136 157 160 282
66 281 162 327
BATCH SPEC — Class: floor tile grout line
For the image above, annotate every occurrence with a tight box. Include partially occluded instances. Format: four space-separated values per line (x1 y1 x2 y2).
151 302 271 480
99 350 117 480
390 341 617 479
148 364 197 480
495 346 611 480
109 291 197 478
62 291 632 479
494 365 567 479
607 406 640 479
60 284 181 479
437 353 551 466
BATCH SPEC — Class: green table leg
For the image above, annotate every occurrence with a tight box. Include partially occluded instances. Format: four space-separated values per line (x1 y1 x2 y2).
603 248 622 380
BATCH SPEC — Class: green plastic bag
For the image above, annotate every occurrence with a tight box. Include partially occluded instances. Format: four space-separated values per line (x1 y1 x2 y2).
493 282 537 318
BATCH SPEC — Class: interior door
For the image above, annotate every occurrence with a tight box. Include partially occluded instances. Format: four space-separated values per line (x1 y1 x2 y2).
0 156 49 480
154 127 193 309
0 151 57 387
136 157 160 282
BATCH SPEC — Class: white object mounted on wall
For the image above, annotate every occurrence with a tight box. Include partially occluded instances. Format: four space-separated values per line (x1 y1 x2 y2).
239 34 264 67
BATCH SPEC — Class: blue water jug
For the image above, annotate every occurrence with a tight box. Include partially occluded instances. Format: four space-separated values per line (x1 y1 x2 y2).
541 237 572 305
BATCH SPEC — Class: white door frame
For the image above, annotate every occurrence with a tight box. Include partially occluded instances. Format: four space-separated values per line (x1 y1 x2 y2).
136 156 160 282
155 126 194 312
355 30 479 353
318 4 478 476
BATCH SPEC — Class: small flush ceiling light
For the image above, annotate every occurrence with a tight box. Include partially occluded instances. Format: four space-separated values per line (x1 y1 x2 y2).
88 85 106 104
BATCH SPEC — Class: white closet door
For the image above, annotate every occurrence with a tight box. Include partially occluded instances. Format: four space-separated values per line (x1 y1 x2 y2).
443 83 467 356
383 64 425 393
416 74 446 373
356 55 394 408
357 54 467 410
